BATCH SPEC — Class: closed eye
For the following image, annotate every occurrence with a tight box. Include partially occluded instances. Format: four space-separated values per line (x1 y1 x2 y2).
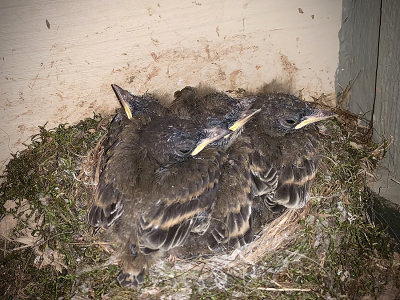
178 149 191 155
285 119 296 125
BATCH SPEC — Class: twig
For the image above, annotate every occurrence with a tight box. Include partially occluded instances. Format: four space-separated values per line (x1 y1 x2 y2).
270 279 283 287
11 231 73 252
10 244 34 251
168 261 204 281
2 238 9 257
309 192 340 200
257 287 311 292
284 250 328 275
391 177 400 185
67 241 118 246
321 155 338 166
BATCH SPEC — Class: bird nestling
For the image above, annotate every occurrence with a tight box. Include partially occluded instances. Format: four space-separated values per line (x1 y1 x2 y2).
88 85 259 287
170 85 336 250
246 93 336 209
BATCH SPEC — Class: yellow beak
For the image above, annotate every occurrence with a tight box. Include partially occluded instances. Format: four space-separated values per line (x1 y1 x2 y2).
111 84 133 120
121 100 133 120
295 111 337 130
229 108 261 132
191 128 230 156
191 141 210 156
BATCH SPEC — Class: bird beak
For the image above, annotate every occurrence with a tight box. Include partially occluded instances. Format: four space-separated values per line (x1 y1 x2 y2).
191 128 230 156
111 84 133 120
295 109 337 130
229 108 262 131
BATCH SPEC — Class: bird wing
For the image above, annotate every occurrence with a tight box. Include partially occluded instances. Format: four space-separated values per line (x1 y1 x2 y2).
88 119 146 228
249 149 279 203
274 131 320 208
114 148 225 288
208 139 254 248
273 155 319 208
255 131 320 209
137 148 226 251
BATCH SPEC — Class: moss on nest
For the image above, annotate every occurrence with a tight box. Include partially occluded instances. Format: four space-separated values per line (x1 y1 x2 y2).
0 108 399 299
0 114 112 298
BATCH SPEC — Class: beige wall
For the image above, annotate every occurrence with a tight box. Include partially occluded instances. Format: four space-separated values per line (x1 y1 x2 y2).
0 0 342 172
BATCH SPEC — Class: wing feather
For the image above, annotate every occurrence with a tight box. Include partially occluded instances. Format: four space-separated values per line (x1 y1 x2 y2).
88 118 146 228
208 139 253 247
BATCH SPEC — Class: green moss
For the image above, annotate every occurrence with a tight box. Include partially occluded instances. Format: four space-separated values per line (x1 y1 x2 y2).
0 115 108 298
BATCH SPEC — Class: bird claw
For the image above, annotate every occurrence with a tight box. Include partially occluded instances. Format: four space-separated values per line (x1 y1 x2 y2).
117 272 139 288
117 267 146 288
166 253 178 265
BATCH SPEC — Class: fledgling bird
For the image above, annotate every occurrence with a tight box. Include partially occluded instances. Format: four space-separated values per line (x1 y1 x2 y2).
170 86 336 249
88 85 258 287
246 93 335 209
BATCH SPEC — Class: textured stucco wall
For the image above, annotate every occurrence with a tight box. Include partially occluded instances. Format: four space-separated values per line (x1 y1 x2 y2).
0 0 342 172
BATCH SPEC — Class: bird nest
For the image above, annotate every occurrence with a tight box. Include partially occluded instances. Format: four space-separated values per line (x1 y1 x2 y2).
1 103 399 299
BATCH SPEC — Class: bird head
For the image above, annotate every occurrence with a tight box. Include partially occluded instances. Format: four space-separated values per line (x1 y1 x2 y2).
252 94 336 137
139 116 230 164
111 84 165 119
172 86 260 137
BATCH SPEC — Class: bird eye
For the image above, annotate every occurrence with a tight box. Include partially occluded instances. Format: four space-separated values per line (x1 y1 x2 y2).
285 119 296 125
178 149 191 155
